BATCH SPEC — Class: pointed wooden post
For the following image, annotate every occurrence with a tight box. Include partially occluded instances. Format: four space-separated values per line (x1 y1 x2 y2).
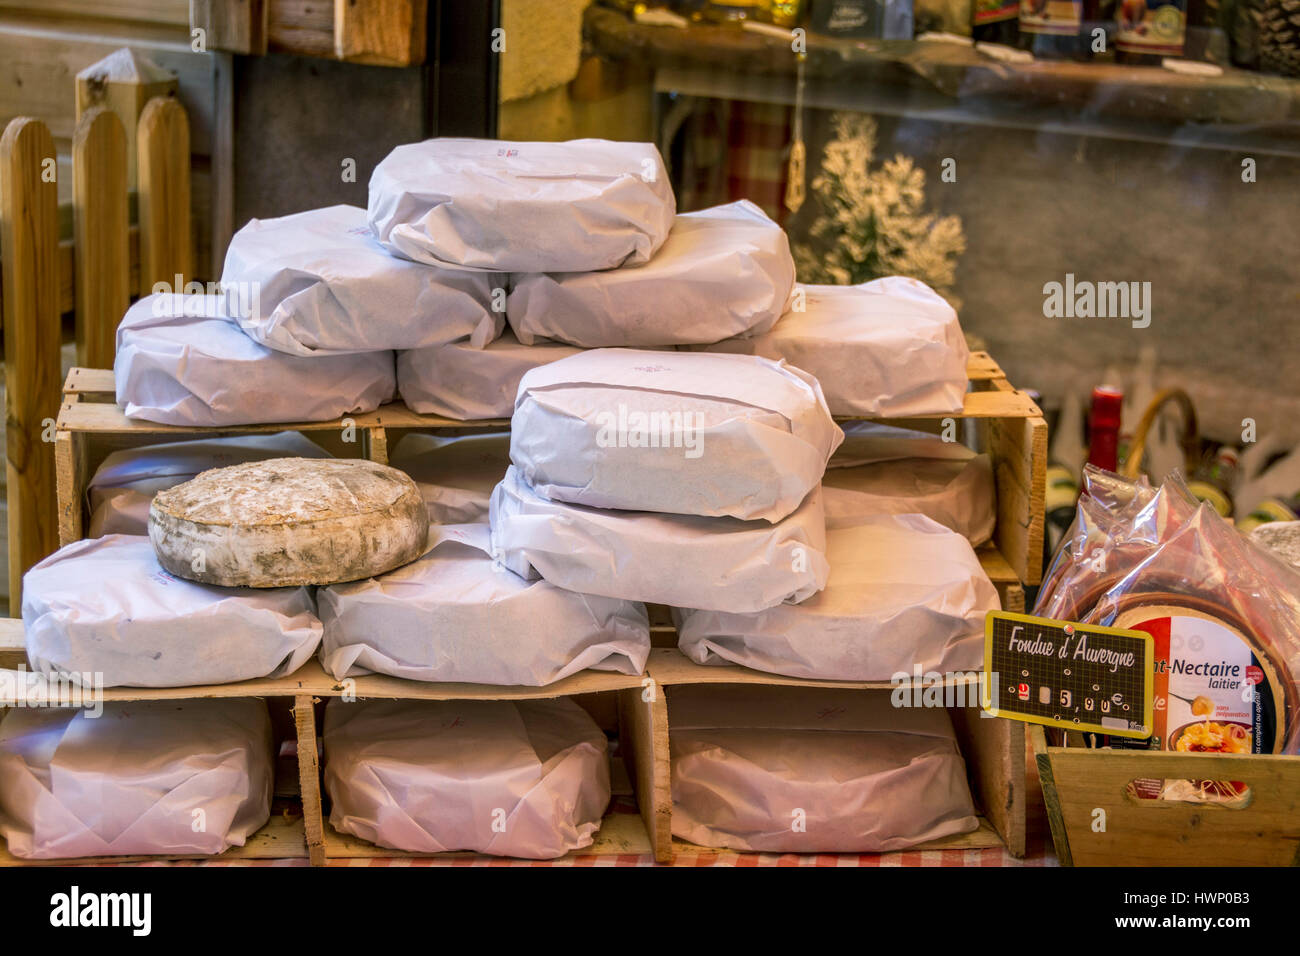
137 97 192 298
73 108 130 369
75 48 178 191
1 118 62 612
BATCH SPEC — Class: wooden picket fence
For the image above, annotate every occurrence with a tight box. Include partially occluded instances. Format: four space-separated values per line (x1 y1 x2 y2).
0 98 193 611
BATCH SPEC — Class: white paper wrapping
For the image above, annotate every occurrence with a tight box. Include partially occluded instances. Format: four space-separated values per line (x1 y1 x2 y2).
220 204 503 355
675 515 999 680
822 423 995 544
397 330 583 420
0 699 272 859
115 294 396 426
490 467 828 613
320 524 650 685
388 432 510 525
670 685 978 853
87 432 331 537
698 277 969 416
507 200 795 347
324 697 609 858
510 349 842 522
368 138 675 272
22 535 322 688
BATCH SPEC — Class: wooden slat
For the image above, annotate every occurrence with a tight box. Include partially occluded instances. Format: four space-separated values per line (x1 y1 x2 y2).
137 96 191 296
190 0 269 55
1 117 61 613
266 0 333 57
54 429 87 548
0 1 190 27
619 685 672 863
988 415 1048 586
673 815 1007 855
0 656 644 706
647 647 984 692
293 695 325 866
72 108 130 369
952 704 1026 856
334 0 425 67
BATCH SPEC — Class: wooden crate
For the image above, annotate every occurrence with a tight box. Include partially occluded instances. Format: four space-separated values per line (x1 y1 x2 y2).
56 351 1046 584
1031 725 1300 867
627 648 1025 863
32 352 1044 866
0 620 654 866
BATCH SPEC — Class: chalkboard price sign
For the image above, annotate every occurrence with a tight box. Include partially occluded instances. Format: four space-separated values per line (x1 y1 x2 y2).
982 610 1154 738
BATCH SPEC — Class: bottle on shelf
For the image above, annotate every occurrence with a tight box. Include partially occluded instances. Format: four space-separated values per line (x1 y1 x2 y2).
973 0 1021 43
1187 445 1239 517
1114 0 1192 63
1086 385 1124 472
1043 386 1088 558
1019 0 1086 58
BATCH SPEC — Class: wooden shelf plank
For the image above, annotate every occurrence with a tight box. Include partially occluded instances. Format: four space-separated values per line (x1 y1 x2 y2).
646 646 983 691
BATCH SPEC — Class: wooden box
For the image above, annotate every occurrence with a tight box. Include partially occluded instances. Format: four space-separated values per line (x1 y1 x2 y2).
1032 725 1300 867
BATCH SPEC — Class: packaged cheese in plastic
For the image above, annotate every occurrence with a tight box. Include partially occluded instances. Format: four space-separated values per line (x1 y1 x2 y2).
0 699 272 859
320 524 650 685
511 349 842 523
115 295 395 426
87 432 331 537
388 432 510 525
22 535 321 688
697 277 969 417
220 204 503 355
676 516 999 680
397 331 583 420
507 201 794 348
670 685 978 852
368 138 674 273
324 698 609 858
490 467 828 613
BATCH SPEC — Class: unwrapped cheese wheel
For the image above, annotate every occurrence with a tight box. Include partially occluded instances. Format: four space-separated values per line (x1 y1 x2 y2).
149 458 428 587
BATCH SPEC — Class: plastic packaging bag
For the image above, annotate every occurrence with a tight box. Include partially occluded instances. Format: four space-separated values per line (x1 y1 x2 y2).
324 697 609 858
670 685 978 852
507 200 794 347
115 295 395 426
510 349 842 523
319 524 649 685
220 204 504 355
368 138 674 272
0 699 272 859
490 467 829 613
675 516 999 680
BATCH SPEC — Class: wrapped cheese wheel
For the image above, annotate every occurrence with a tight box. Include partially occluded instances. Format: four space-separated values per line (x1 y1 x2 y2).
220 204 504 355
697 277 969 417
489 467 828 613
675 516 999 680
22 535 321 688
397 331 583 420
0 699 273 860
115 294 395 426
87 432 330 537
148 458 428 588
823 422 995 544
368 138 674 272
388 432 510 525
324 698 609 858
511 349 842 523
670 685 978 853
319 524 650 685
507 201 795 348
